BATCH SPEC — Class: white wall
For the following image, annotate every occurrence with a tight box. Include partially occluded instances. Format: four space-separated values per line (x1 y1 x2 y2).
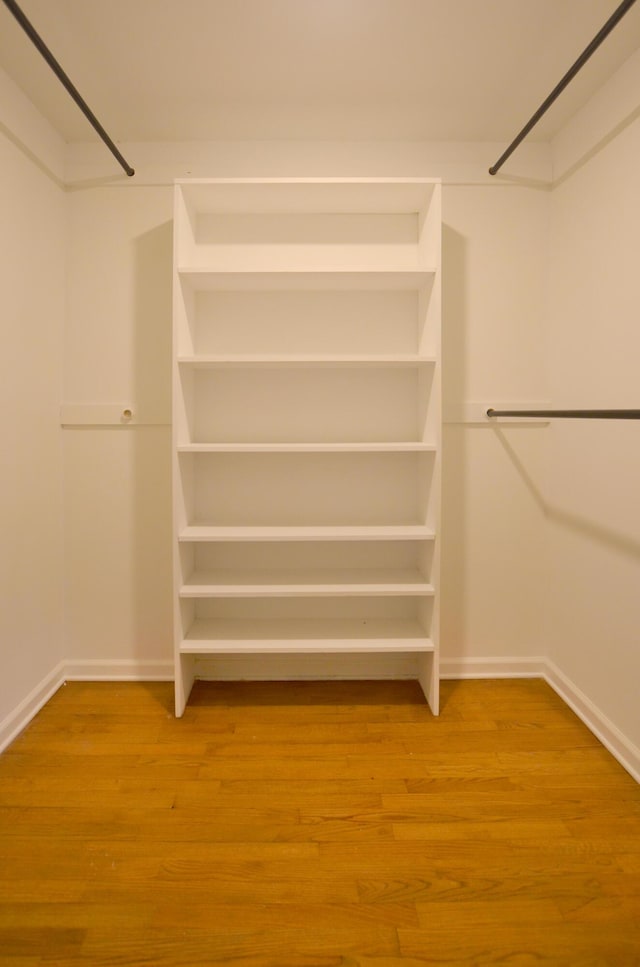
0 69 66 742
441 186 548 667
545 50 640 752
63 189 173 677
61 143 551 677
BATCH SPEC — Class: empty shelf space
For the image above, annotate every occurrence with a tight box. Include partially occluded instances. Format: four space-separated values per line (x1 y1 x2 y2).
180 568 435 597
177 364 435 447
180 617 434 653
179 451 435 529
178 178 438 215
184 289 423 357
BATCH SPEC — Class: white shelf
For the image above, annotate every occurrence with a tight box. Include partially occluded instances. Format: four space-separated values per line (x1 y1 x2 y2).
180 617 434 653
178 268 435 292
177 442 436 453
177 178 437 214
180 568 435 597
179 525 436 543
178 354 435 369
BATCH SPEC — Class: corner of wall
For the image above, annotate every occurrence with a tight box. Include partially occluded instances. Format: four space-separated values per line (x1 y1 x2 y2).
0 64 66 186
0 64 68 740
551 45 640 184
544 659 640 784
0 663 66 753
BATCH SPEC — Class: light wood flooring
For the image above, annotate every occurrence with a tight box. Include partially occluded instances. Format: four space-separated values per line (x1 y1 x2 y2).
0 678 639 966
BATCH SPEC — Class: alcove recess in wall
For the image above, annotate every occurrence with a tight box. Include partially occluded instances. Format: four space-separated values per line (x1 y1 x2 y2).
172 178 442 716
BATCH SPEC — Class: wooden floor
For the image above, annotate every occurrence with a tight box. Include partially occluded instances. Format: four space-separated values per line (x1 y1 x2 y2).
0 679 639 966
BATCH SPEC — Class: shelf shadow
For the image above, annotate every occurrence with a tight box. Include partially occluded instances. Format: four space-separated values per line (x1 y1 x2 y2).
491 425 640 561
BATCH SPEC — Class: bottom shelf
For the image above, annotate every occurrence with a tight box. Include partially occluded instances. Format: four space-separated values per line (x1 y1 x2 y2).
179 617 433 654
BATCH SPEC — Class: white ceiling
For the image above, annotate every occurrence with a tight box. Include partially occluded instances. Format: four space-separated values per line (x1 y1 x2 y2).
1 0 639 144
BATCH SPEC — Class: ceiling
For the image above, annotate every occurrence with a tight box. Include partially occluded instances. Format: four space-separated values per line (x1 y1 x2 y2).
1 0 639 144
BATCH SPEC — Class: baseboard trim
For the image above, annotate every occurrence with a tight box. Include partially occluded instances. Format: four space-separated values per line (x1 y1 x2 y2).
543 659 640 784
2 654 638 783
0 661 66 753
64 659 174 681
440 656 548 679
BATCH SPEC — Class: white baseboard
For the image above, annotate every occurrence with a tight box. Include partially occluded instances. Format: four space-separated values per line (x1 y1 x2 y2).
544 659 640 784
2 654 638 783
440 656 547 679
0 661 66 753
64 658 174 681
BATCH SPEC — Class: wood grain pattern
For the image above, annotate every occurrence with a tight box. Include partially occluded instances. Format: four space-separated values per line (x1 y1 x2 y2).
0 678 639 965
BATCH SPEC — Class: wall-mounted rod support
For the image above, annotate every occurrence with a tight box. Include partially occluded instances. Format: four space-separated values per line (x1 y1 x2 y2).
1 0 135 177
489 0 637 175
487 408 640 420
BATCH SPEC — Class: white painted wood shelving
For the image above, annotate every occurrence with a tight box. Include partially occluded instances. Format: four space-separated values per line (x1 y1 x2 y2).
172 178 441 716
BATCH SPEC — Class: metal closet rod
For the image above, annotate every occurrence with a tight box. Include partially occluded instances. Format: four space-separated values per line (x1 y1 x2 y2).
489 0 638 176
487 408 640 420
1 0 134 177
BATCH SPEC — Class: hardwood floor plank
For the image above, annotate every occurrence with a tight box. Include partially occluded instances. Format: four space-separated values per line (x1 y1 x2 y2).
81 872 362 906
414 896 564 925
0 777 182 809
0 880 87 904
76 923 401 965
317 839 636 876
346 752 507 780
558 893 640 923
564 816 640 840
392 818 572 840
496 747 627 775
0 925 85 959
0 753 200 781
197 756 353 780
208 739 408 757
398 922 640 965
45 958 342 967
403 775 521 795
380 792 631 820
0 958 42 967
0 901 155 930
357 871 640 905
148 900 418 930
399 727 600 754
232 721 372 742
217 777 407 796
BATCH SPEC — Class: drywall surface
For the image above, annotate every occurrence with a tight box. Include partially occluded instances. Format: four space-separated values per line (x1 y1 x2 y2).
441 186 548 661
63 188 173 670
0 65 64 185
62 147 549 670
547 104 640 750
0 71 66 728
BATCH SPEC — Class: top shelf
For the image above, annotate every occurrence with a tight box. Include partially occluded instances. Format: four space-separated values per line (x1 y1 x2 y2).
176 178 439 215
174 179 441 285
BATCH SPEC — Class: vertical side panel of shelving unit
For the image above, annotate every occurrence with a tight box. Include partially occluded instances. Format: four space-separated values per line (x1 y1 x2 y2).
416 183 441 715
173 185 196 715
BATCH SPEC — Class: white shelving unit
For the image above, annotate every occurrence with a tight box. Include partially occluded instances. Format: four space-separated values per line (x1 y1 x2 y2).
172 178 441 716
